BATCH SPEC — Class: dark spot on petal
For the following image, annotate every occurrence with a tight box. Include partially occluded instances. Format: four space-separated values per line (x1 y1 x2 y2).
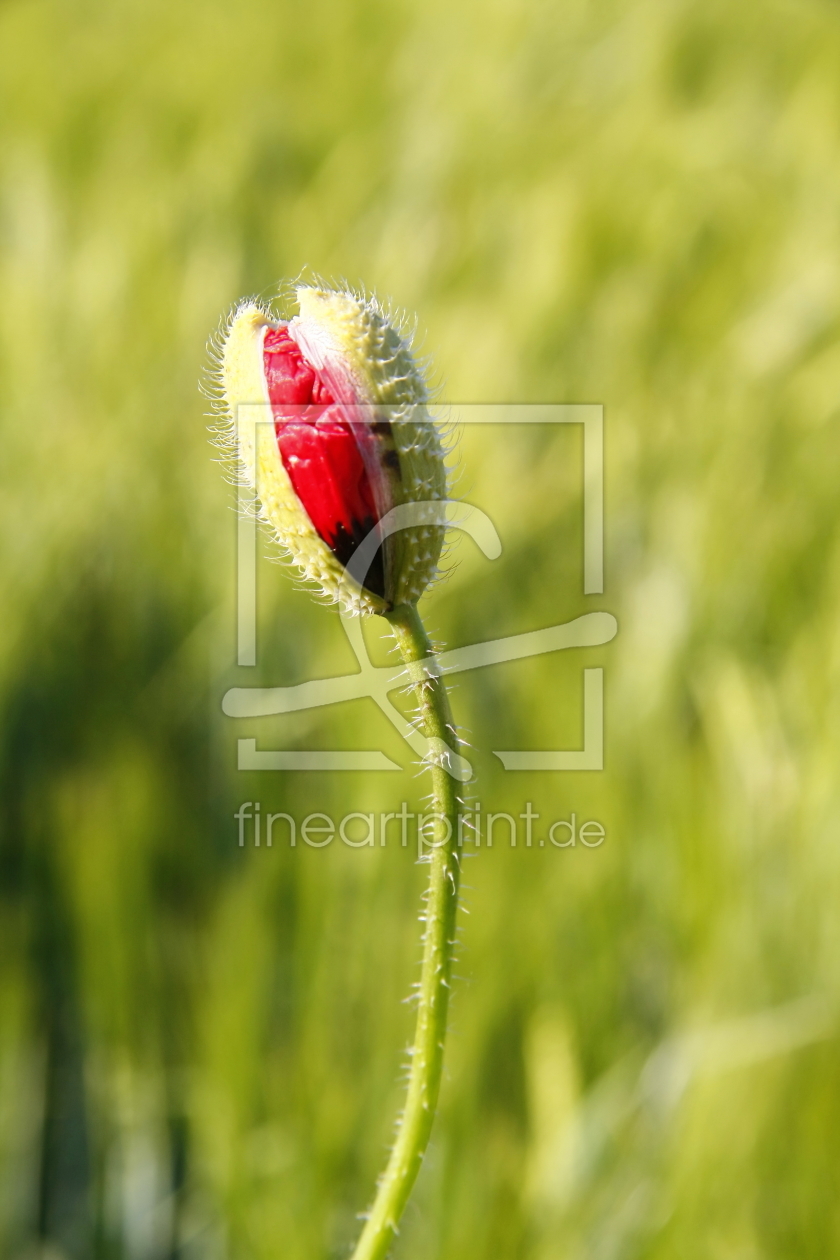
327 516 385 598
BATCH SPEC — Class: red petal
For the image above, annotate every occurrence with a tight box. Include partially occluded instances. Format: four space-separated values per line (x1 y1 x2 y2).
263 327 383 593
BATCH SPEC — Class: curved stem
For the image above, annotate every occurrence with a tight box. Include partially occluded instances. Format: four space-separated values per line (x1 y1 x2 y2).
350 602 463 1260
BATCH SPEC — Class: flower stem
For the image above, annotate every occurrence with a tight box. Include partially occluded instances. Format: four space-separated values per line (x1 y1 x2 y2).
350 601 463 1260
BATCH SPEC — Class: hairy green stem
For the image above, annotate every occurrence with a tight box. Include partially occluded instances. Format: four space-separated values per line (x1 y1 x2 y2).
350 602 463 1260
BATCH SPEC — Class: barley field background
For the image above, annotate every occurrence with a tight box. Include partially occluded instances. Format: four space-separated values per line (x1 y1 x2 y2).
3 0 840 1256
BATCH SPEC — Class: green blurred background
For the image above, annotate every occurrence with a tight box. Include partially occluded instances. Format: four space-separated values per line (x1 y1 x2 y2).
3 0 840 1255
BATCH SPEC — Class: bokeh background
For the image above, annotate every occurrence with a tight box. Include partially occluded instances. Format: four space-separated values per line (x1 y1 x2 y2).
3 0 840 1255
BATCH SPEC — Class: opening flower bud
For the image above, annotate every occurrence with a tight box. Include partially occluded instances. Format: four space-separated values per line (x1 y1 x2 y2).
216 284 447 614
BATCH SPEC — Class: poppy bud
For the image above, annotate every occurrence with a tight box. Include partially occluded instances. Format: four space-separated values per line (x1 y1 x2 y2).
216 283 447 615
